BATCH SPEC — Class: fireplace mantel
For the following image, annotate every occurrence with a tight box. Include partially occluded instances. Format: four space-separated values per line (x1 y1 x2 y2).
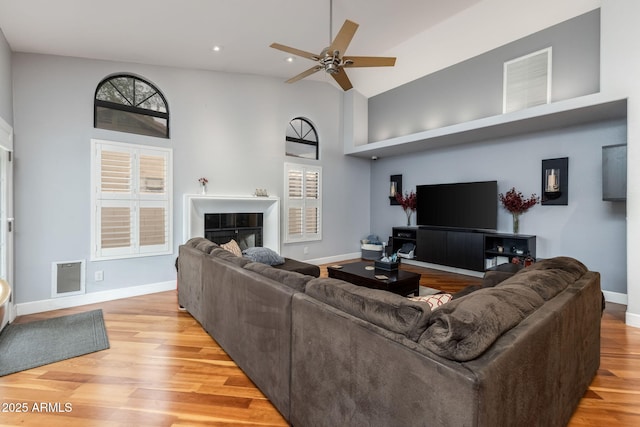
183 194 280 252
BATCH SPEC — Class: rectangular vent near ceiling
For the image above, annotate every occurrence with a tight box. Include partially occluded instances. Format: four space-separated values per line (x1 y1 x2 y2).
503 47 552 114
52 260 86 298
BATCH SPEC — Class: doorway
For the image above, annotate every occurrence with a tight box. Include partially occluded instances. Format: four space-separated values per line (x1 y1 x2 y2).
0 116 14 329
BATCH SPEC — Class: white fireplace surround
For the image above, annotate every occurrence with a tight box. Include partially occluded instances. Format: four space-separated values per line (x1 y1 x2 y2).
183 194 280 252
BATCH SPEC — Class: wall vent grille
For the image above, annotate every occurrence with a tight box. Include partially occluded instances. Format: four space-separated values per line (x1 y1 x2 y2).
503 47 552 113
51 260 86 298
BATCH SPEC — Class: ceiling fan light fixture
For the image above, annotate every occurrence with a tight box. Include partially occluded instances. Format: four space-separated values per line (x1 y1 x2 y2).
268 2 396 91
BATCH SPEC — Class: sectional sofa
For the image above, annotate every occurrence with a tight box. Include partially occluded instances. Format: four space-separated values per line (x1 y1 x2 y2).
177 237 601 426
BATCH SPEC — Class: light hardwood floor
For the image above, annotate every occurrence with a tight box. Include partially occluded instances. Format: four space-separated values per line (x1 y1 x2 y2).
0 263 639 426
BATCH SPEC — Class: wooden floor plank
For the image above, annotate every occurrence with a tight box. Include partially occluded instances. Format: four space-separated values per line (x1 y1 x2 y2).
0 261 638 426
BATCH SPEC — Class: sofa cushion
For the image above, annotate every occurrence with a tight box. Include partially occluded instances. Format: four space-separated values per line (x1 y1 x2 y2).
305 278 431 341
496 257 587 301
185 237 219 252
409 293 453 310
221 239 243 257
453 269 516 299
273 258 321 277
242 247 285 266
419 284 544 361
524 256 587 279
195 239 219 254
210 247 250 267
244 262 313 292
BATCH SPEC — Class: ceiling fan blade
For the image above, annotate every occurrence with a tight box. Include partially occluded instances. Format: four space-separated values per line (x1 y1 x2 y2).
270 43 320 61
286 65 323 84
331 69 353 91
343 56 396 67
329 20 359 55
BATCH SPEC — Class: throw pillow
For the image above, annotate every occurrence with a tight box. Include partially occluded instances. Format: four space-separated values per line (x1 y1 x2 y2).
409 293 452 310
242 246 285 266
221 239 242 257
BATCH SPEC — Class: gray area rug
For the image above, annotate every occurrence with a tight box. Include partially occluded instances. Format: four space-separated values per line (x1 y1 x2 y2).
0 309 110 377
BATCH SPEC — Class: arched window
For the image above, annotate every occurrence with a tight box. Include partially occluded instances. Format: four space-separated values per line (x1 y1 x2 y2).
286 117 318 160
94 74 169 139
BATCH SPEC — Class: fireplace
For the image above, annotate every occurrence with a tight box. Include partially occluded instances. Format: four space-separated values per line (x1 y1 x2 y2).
183 194 280 252
204 213 263 249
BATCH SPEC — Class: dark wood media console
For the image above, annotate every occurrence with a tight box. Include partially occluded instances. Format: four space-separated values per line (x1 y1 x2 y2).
391 226 536 272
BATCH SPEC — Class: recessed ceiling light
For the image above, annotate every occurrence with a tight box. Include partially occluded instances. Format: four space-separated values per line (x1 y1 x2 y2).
285 56 294 63
212 45 223 52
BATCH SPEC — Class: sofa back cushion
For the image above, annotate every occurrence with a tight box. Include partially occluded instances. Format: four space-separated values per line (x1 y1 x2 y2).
244 262 313 292
210 247 251 267
185 237 219 254
419 284 544 361
305 278 431 341
500 256 588 301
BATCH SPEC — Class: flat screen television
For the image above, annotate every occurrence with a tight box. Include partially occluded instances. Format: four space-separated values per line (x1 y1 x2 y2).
416 181 497 230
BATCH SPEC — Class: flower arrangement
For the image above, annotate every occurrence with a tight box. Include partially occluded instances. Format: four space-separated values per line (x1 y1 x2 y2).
498 187 539 214
395 190 417 226
198 177 208 194
498 187 539 233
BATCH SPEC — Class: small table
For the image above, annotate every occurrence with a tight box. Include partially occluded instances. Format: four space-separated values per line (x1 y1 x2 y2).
327 261 421 297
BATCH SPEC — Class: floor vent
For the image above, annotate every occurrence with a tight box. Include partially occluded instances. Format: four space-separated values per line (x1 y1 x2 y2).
503 47 552 113
52 260 86 298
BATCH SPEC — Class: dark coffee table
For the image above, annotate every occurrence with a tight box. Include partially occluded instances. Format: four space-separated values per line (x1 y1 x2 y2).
327 261 420 296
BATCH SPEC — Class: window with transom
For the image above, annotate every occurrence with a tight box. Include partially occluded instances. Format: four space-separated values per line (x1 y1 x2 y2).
94 74 170 139
286 117 318 160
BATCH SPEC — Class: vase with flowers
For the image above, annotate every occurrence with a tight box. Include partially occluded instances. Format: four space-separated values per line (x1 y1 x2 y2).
395 190 417 226
198 177 209 195
498 187 539 234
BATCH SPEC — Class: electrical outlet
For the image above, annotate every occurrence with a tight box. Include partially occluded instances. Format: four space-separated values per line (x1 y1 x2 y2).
303 246 309 255
95 270 104 282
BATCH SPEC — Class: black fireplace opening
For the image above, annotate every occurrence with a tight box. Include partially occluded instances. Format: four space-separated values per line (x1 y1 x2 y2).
204 213 263 249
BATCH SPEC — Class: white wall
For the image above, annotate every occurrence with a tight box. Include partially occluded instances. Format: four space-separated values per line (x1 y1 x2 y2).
12 53 370 305
370 118 627 295
601 0 640 325
0 29 12 125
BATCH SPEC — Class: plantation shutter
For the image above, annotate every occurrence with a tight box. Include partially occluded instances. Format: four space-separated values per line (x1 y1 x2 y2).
138 149 170 254
92 139 172 260
285 163 322 243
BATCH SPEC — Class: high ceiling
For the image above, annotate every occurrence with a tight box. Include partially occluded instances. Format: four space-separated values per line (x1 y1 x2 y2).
0 0 599 98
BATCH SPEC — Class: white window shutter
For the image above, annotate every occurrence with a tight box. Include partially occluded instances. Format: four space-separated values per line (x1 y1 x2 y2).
91 139 172 260
284 163 321 243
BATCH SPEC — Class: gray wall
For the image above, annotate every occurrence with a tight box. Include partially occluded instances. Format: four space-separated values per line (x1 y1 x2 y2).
366 8 627 295
0 29 12 125
370 119 627 293
368 9 601 142
12 53 370 304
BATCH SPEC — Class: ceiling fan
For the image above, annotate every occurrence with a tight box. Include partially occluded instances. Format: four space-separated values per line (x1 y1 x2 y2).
269 2 396 91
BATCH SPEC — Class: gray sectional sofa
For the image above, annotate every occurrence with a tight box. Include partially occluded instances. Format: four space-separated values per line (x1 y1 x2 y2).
177 237 602 426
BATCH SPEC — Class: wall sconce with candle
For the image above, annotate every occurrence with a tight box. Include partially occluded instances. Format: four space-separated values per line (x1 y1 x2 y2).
541 157 568 205
389 175 402 205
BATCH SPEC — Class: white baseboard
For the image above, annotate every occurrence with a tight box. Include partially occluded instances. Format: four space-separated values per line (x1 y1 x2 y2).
16 280 176 316
626 311 640 329
305 252 361 265
602 290 627 306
